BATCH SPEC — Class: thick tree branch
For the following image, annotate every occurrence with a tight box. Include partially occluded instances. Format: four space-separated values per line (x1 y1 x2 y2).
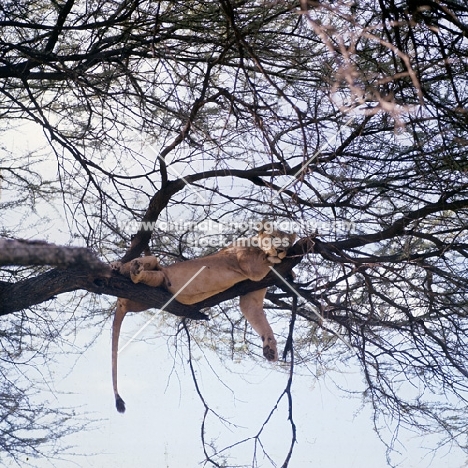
0 239 108 270
0 268 207 319
6 199 463 319
0 239 312 318
3 194 466 319
120 179 188 263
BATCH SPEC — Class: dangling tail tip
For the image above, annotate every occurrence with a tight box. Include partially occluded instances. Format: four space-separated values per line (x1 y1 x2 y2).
116 395 126 413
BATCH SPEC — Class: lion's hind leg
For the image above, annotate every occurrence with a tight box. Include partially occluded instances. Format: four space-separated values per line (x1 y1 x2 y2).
110 260 127 275
132 255 161 271
130 257 166 287
111 255 161 277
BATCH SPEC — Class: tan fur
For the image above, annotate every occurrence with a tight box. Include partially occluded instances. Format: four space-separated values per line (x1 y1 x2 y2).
111 229 296 412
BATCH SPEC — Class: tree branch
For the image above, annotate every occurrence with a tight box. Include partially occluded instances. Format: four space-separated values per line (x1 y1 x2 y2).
0 239 108 271
0 267 207 319
0 238 311 318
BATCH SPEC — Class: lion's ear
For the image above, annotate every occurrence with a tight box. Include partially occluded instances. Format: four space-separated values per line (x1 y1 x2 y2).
257 219 268 234
259 219 275 234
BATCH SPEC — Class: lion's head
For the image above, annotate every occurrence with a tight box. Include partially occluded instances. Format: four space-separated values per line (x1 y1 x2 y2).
255 224 296 263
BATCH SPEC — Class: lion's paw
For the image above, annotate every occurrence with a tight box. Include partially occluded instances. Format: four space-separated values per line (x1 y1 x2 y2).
267 255 282 264
110 261 122 272
263 337 278 362
130 259 145 283
263 344 278 362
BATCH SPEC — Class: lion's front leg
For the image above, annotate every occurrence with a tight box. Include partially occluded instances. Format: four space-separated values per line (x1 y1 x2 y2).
239 289 278 362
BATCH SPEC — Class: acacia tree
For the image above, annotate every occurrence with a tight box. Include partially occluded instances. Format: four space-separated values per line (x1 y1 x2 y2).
1 0 468 465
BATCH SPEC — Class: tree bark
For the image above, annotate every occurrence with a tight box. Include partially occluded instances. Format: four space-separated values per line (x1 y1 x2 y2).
0 239 108 270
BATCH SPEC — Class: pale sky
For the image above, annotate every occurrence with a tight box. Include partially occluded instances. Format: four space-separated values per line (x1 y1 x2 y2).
14 309 467 468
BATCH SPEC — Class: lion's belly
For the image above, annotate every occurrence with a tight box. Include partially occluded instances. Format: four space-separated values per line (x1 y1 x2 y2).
163 258 249 305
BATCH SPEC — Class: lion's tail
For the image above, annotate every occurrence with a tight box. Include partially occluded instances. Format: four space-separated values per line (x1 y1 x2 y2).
115 394 126 413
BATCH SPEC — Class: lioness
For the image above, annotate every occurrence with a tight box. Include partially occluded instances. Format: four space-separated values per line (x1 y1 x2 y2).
111 226 296 413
